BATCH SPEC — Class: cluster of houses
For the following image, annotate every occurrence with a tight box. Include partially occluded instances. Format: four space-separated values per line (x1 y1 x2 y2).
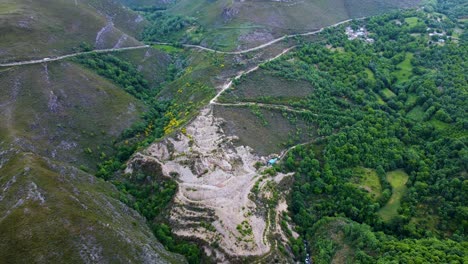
428 28 447 43
345 24 448 45
345 26 375 43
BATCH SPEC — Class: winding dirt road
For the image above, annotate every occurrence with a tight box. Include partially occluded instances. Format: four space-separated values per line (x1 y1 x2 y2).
1 17 361 68
152 18 357 55
120 17 363 260
209 46 295 105
0 45 150 67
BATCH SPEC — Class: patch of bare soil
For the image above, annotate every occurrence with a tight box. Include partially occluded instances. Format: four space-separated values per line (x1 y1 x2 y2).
126 106 292 260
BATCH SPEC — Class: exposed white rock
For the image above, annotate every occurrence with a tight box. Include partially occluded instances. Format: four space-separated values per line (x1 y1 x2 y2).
127 106 292 259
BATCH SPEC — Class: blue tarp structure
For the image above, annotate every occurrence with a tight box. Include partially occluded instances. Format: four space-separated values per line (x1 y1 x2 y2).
268 158 278 165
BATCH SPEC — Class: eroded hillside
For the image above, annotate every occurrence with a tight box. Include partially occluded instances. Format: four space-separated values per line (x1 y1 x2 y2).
127 106 295 261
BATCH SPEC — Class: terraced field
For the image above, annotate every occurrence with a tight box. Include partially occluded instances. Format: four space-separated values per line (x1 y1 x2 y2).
219 70 314 103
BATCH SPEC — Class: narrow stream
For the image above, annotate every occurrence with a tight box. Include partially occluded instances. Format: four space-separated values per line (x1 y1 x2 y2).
304 239 311 264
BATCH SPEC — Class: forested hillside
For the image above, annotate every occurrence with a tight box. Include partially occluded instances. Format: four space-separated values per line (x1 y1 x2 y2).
223 6 467 263
100 1 466 262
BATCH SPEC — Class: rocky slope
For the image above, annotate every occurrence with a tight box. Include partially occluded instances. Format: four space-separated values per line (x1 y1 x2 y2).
127 106 295 262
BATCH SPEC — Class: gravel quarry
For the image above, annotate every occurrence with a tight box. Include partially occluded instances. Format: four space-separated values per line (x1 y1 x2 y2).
127 105 294 259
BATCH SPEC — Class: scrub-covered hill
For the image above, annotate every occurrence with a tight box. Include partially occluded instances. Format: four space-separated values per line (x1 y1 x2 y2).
133 0 421 50
0 0 145 63
0 54 187 262
0 151 186 263
0 0 187 262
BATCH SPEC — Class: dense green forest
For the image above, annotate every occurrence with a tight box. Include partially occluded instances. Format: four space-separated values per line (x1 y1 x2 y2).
254 7 468 263
140 11 205 45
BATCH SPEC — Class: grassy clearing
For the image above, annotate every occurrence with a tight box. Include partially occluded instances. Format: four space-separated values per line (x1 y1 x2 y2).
328 46 345 53
394 53 414 82
378 170 409 222
428 118 468 139
428 118 451 131
380 88 396 100
220 70 314 103
405 93 418 107
365 68 375 82
352 167 382 201
375 94 386 105
404 17 420 27
214 105 315 155
407 106 424 121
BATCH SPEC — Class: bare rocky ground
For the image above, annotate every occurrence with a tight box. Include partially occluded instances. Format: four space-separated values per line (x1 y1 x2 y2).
126 104 295 261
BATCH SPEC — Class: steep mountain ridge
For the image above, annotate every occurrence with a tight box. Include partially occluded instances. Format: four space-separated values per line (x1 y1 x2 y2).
0 150 185 263
0 0 185 262
0 61 144 168
0 57 186 262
